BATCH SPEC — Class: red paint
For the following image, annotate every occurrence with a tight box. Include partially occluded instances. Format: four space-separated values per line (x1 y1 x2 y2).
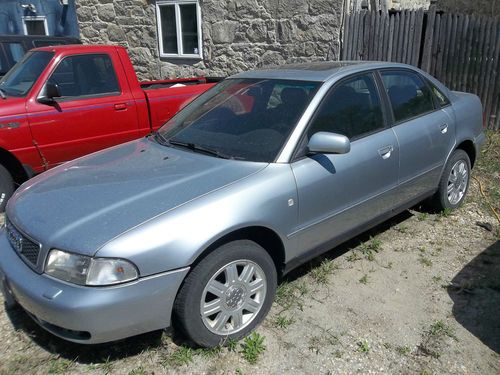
0 45 216 175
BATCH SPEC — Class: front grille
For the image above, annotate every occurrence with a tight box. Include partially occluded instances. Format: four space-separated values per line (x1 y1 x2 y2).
5 218 41 266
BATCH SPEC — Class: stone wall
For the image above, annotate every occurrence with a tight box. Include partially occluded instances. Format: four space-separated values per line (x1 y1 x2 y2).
76 0 344 81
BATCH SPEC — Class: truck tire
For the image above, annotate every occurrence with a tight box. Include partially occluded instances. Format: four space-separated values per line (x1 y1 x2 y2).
0 164 14 212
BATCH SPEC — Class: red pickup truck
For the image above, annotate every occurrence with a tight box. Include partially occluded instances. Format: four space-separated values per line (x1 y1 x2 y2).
0 45 218 211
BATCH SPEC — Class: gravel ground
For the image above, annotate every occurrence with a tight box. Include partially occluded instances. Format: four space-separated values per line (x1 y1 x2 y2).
0 138 499 375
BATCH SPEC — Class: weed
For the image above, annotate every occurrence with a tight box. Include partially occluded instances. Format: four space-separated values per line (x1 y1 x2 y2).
417 212 429 221
128 367 147 375
97 356 113 374
419 255 433 267
439 207 453 218
428 320 456 340
274 315 294 329
235 369 244 375
359 274 369 284
275 281 306 310
357 340 370 353
241 332 266 364
396 345 411 355
395 225 409 234
162 346 194 367
310 259 338 284
360 237 382 261
383 342 392 349
226 338 238 352
197 345 222 358
432 275 442 284
346 252 361 262
48 358 73 374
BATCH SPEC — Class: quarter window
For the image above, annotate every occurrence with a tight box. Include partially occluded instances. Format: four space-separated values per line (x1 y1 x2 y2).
308 73 385 140
381 71 435 122
46 54 120 99
156 0 202 58
429 83 450 107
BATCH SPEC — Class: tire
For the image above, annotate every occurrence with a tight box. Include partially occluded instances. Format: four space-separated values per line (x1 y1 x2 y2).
432 149 471 211
173 240 277 347
0 164 14 212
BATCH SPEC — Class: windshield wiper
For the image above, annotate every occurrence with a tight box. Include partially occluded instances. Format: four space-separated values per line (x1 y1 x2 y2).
169 138 234 159
150 130 171 146
0 88 6 100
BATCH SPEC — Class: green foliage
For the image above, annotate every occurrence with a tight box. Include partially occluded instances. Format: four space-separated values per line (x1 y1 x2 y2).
359 274 369 284
274 315 294 329
357 340 370 353
240 332 266 364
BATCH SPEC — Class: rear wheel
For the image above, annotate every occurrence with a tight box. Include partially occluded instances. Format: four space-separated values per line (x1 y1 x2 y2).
173 240 277 347
432 149 471 211
0 164 14 212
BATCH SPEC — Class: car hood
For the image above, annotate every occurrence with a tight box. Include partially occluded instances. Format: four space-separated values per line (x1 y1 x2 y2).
7 138 267 255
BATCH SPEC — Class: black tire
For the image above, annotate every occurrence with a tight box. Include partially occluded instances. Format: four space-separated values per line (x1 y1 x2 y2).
173 240 277 347
0 164 14 212
432 149 471 211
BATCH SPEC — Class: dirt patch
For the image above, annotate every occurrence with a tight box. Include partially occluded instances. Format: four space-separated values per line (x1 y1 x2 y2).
0 134 499 375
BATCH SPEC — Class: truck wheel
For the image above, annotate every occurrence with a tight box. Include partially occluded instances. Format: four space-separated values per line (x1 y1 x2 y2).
432 149 471 211
0 165 14 212
173 240 277 347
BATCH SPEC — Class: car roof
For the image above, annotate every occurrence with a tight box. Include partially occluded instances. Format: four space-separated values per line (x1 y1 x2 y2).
231 61 417 82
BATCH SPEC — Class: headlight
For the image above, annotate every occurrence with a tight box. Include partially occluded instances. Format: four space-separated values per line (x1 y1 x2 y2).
45 249 138 286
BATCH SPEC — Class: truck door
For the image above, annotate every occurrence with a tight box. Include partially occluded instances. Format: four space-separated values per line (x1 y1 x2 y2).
26 52 140 168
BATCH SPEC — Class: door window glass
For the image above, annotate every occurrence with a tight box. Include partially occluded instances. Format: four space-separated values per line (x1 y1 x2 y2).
47 54 120 99
381 71 435 122
308 73 384 139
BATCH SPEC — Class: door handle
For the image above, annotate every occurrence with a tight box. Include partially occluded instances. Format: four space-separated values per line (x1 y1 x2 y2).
378 145 393 159
439 123 448 134
114 103 128 111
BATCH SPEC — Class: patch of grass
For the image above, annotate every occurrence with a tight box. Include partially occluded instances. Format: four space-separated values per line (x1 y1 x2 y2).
226 338 238 352
432 275 442 284
360 237 382 261
235 369 244 375
395 345 411 355
439 207 453 218
310 259 338 284
197 345 222 358
274 315 294 329
357 340 370 353
275 280 308 311
161 346 194 367
346 252 361 262
359 274 369 284
417 212 429 221
419 255 433 267
97 356 113 374
128 367 147 375
394 225 410 234
428 320 456 340
240 332 266 364
48 358 73 374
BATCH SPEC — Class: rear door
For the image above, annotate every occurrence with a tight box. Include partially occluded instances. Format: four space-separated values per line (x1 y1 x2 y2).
26 52 140 167
379 69 455 204
290 72 400 256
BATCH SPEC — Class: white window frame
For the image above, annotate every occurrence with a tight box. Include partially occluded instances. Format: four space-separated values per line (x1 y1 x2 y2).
22 16 48 36
156 0 203 59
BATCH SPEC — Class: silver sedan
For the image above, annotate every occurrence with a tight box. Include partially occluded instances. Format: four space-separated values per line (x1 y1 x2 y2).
0 61 485 347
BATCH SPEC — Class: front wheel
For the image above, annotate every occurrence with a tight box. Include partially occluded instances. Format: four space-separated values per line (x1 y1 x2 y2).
432 149 471 211
0 165 14 212
173 240 277 347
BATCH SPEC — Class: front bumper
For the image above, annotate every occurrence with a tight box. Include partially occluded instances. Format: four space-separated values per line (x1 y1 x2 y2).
0 230 189 344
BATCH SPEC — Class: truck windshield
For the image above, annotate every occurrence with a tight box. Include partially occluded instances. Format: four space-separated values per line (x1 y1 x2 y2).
0 51 54 97
158 78 320 162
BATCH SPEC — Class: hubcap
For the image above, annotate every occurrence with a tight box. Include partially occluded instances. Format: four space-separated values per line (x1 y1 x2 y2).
200 260 266 335
447 160 468 205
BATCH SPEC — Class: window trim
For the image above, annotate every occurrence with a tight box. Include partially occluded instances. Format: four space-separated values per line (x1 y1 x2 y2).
38 53 122 103
291 70 390 162
156 0 203 59
377 68 440 126
22 16 48 36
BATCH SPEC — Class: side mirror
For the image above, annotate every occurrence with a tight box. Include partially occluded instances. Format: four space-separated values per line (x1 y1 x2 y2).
307 132 351 155
38 82 61 105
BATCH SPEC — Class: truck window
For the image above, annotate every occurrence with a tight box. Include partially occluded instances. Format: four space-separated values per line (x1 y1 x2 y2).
0 51 54 97
48 54 120 99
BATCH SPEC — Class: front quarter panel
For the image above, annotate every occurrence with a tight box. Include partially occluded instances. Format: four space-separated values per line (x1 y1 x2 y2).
96 164 298 276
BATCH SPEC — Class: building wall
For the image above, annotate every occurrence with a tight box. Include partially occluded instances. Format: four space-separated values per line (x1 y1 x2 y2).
0 0 79 37
436 0 500 17
76 0 344 80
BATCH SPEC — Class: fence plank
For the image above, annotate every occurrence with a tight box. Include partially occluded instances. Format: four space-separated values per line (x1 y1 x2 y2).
382 12 390 61
430 13 441 75
422 5 437 72
388 12 395 61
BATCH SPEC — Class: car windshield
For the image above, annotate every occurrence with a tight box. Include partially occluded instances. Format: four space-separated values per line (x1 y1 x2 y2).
158 78 320 162
0 51 54 97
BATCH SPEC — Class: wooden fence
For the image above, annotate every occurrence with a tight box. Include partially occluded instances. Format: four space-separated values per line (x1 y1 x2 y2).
341 7 500 130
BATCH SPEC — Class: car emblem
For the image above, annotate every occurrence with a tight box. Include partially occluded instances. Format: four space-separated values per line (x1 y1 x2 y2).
6 223 23 253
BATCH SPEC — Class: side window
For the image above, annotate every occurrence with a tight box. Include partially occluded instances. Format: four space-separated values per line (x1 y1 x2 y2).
308 73 385 140
429 82 450 107
48 54 120 99
381 71 435 122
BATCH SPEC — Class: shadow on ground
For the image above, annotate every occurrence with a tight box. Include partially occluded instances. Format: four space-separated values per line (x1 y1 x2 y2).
4 210 415 362
447 240 500 354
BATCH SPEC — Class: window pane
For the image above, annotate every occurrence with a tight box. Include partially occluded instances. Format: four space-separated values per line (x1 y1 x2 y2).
49 54 120 98
25 20 46 35
430 84 450 107
160 5 178 54
7 43 25 63
180 4 199 55
308 73 384 139
381 71 435 122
